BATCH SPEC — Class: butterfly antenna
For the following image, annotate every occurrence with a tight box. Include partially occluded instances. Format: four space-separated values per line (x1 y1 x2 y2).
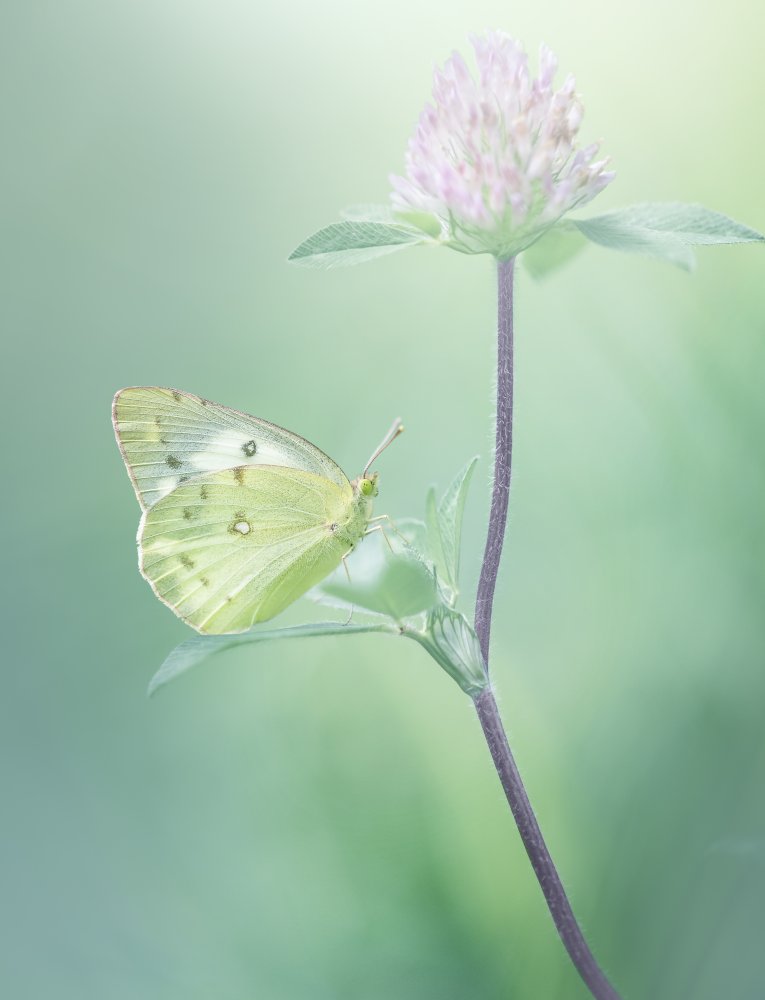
364 418 404 476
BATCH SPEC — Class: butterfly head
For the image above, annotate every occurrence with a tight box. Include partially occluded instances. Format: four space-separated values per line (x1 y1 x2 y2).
357 473 379 498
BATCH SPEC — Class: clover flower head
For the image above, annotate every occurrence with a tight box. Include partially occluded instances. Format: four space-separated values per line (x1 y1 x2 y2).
390 31 615 258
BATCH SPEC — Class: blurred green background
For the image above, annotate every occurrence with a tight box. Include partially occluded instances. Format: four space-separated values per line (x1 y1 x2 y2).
2 2 763 997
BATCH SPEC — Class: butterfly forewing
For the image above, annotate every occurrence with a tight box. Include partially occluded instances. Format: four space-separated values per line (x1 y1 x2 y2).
139 465 354 633
113 387 349 510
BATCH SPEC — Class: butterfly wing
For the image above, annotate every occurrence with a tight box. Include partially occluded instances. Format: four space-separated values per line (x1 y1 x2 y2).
139 465 354 634
113 386 349 510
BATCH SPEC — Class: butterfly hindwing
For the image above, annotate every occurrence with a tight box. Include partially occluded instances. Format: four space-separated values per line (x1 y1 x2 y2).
139 465 354 634
113 386 349 510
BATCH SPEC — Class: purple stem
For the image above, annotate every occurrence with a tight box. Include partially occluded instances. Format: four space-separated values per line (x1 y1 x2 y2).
474 257 515 663
472 257 621 1000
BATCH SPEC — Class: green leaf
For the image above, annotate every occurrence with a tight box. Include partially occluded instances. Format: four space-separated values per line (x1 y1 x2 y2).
425 458 478 601
407 606 487 696
522 224 587 278
437 457 478 591
584 202 764 245
425 485 448 585
149 621 397 696
288 221 425 268
572 202 764 270
395 517 430 556
572 216 695 269
311 528 438 620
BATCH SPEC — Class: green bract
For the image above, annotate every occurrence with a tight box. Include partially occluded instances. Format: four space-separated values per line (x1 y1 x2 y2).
289 202 763 272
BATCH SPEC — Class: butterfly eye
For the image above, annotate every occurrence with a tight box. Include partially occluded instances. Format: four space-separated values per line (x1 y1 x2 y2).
360 478 374 496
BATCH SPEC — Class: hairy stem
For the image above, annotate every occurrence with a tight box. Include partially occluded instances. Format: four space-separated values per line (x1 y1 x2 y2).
472 257 621 1000
474 257 515 664
473 688 620 999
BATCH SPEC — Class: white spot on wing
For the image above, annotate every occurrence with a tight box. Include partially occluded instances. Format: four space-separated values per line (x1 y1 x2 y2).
234 521 251 535
154 475 182 502
188 433 300 472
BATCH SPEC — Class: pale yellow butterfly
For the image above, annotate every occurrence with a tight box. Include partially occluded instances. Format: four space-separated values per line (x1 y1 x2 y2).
113 387 402 634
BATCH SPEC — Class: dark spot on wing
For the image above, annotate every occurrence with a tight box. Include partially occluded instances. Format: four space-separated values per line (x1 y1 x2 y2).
200 576 210 587
183 508 195 520
171 391 182 402
178 475 189 482
166 455 182 469
179 554 195 570
233 467 245 485
242 439 257 457
200 485 209 500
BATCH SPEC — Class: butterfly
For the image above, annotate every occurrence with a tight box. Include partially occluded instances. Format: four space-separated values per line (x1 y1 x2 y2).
113 387 403 635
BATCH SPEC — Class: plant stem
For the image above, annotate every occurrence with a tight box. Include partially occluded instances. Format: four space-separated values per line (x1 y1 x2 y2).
474 257 515 665
472 257 621 1000
473 688 620 999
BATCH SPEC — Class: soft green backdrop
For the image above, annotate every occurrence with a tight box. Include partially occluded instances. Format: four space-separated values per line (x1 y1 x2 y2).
2 2 763 998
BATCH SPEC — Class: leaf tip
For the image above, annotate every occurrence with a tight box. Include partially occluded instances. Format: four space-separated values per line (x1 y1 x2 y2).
146 673 163 698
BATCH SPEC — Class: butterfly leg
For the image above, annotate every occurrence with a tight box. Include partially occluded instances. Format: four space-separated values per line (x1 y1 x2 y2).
364 523 395 553
342 551 353 582
367 513 406 541
365 514 406 551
